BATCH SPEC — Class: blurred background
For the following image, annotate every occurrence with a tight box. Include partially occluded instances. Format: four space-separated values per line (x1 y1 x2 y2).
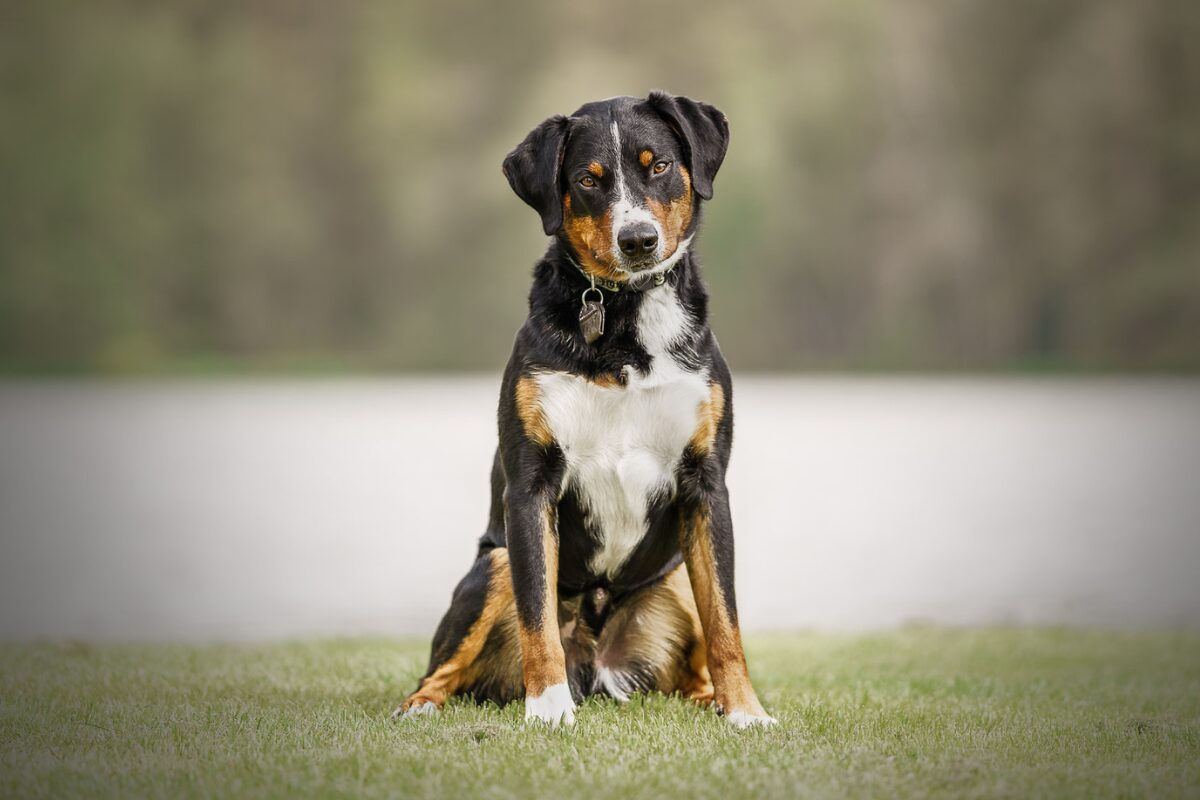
0 0 1198 641
4 0 1199 373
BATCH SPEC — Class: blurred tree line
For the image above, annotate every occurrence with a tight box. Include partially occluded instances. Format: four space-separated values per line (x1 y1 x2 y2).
1 0 1197 373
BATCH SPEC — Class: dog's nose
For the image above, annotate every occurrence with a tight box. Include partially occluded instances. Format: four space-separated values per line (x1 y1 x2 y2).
617 223 659 257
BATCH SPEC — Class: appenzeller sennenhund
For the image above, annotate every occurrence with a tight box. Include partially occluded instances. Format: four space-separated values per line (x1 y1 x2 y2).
393 92 775 728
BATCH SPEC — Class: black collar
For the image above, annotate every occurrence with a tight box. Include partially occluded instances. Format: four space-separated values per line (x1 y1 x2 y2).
565 255 677 293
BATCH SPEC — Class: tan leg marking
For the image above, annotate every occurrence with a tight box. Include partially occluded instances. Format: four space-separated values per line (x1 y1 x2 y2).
397 549 515 713
664 565 715 704
681 510 768 718
518 505 568 697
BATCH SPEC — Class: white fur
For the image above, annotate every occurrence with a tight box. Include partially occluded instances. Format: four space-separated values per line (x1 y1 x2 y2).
634 234 693 281
524 682 576 727
535 284 707 577
593 666 635 702
633 281 699 386
609 121 665 265
725 710 779 729
400 701 439 720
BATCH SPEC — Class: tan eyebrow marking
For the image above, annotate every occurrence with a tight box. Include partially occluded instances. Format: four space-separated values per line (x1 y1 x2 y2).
639 150 654 168
587 162 605 178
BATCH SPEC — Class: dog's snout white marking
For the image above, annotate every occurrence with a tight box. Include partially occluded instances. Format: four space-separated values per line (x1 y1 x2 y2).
610 121 664 264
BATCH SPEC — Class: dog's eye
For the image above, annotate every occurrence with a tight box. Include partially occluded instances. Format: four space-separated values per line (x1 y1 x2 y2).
579 175 597 188
652 160 671 175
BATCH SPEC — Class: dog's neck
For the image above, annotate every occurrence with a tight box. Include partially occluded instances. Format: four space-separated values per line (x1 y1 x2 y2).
522 241 710 377
534 240 706 316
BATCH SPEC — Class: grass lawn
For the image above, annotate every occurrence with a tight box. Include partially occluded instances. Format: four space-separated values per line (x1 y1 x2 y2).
1 628 1198 799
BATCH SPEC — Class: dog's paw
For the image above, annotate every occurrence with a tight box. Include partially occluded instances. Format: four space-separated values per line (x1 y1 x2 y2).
392 699 440 721
524 682 576 728
724 709 778 729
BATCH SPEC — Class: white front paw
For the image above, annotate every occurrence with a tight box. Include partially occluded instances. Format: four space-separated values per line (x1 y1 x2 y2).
524 682 576 728
391 698 440 721
725 710 778 729
400 701 439 720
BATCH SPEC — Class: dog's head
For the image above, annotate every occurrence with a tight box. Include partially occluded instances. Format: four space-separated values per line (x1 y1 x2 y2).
503 92 729 284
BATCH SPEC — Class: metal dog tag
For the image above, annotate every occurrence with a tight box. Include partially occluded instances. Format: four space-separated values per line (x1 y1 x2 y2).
579 299 605 344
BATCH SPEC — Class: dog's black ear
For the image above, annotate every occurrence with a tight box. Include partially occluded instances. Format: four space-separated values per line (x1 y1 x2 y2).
646 91 729 201
502 115 570 235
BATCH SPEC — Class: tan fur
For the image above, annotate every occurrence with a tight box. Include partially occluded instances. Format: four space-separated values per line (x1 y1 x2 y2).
595 565 712 696
664 565 715 703
690 382 725 456
465 609 523 700
680 509 767 717
514 376 553 447
587 161 605 178
589 372 624 389
399 553 716 710
557 593 599 669
646 166 694 261
562 194 625 283
639 149 654 168
397 549 515 712
517 505 569 696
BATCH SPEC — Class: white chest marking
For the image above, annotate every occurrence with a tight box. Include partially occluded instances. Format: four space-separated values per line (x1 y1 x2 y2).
536 286 708 577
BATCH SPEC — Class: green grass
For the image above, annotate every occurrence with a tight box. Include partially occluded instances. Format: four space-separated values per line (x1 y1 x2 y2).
2 629 1198 799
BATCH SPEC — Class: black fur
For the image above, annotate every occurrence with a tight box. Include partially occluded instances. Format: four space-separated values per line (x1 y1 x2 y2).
502 115 570 235
413 92 745 708
645 91 730 200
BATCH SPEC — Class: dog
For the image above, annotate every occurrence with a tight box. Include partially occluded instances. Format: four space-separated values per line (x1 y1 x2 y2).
393 92 774 729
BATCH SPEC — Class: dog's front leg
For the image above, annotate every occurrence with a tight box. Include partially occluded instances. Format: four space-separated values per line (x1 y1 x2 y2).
504 484 573 727
679 484 776 729
503 371 572 726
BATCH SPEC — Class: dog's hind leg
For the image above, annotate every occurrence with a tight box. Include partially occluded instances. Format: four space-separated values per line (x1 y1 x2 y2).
393 547 520 718
678 493 775 727
591 565 712 703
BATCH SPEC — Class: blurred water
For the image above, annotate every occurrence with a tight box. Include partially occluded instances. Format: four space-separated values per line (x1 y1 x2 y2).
0 377 1197 642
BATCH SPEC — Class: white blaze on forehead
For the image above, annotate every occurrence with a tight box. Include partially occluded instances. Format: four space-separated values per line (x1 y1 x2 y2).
610 121 664 263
